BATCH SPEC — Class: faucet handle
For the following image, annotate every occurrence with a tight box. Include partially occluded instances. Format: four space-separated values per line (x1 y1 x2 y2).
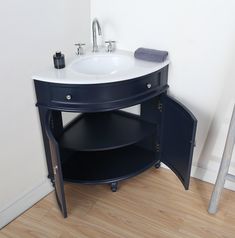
74 43 86 55
105 41 116 53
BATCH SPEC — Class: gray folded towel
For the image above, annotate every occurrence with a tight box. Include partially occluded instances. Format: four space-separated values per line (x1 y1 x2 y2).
134 48 168 63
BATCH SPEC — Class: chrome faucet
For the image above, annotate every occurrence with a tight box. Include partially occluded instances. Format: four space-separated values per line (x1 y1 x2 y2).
92 18 102 52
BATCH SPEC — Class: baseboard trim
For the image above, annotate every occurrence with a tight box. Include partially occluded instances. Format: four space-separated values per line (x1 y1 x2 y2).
191 164 235 191
0 179 53 229
162 163 235 191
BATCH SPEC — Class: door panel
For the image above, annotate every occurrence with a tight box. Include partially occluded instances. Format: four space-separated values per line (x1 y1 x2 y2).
160 94 197 189
45 111 67 218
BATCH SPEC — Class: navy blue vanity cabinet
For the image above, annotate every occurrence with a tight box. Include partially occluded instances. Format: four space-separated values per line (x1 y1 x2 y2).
34 65 197 218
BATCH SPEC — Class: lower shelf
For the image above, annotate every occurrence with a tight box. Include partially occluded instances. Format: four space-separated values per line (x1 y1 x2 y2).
61 145 158 184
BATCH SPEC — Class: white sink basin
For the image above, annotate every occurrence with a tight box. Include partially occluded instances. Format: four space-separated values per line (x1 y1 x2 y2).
70 54 134 76
33 49 170 84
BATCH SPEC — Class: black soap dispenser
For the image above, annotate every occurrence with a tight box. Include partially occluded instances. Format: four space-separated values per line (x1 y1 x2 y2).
53 51 65 69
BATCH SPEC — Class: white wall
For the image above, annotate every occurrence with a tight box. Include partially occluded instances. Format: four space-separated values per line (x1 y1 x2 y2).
198 58 235 187
0 0 90 228
91 0 235 184
1 0 235 228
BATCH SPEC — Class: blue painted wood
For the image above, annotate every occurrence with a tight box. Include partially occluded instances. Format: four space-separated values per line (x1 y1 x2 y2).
34 64 198 217
34 67 168 112
62 144 158 184
59 111 156 151
44 110 67 218
160 94 197 190
38 107 54 183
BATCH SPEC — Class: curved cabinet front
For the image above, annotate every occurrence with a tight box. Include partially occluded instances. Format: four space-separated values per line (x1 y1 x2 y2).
34 66 168 112
34 64 198 218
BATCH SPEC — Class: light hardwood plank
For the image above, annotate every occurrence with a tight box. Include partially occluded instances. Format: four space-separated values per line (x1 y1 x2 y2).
1 168 235 238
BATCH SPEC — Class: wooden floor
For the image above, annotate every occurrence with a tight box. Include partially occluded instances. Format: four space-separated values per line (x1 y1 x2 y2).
1 167 235 238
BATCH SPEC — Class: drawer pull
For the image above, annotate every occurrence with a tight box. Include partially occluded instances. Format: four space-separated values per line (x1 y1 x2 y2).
146 83 152 89
66 94 72 100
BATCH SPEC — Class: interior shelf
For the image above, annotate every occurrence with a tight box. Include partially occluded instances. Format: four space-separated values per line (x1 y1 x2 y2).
61 144 158 184
59 111 156 151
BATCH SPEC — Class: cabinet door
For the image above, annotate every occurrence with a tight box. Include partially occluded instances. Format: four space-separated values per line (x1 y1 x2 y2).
45 111 67 218
160 94 197 190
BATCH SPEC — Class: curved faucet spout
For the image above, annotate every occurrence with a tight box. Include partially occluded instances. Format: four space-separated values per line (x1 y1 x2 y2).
92 18 102 52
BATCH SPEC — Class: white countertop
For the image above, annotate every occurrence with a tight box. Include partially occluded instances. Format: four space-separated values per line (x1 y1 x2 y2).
33 49 170 84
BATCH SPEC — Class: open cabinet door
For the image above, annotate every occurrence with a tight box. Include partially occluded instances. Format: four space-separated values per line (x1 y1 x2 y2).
45 111 67 218
160 94 197 190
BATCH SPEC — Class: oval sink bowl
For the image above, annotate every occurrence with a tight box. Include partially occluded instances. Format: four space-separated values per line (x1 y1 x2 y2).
70 54 134 76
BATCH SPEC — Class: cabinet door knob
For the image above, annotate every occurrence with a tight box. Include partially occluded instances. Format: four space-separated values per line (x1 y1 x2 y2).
147 83 152 89
53 165 58 175
66 94 72 100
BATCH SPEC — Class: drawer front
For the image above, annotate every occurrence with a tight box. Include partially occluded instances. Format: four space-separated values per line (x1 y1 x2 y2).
50 72 161 103
51 86 80 104
34 67 168 112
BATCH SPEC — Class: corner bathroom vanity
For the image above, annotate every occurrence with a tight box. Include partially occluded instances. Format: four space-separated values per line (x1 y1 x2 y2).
34 49 197 218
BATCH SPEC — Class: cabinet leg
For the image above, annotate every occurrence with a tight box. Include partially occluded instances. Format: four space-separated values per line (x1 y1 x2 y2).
110 182 118 192
48 174 55 187
154 160 161 169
